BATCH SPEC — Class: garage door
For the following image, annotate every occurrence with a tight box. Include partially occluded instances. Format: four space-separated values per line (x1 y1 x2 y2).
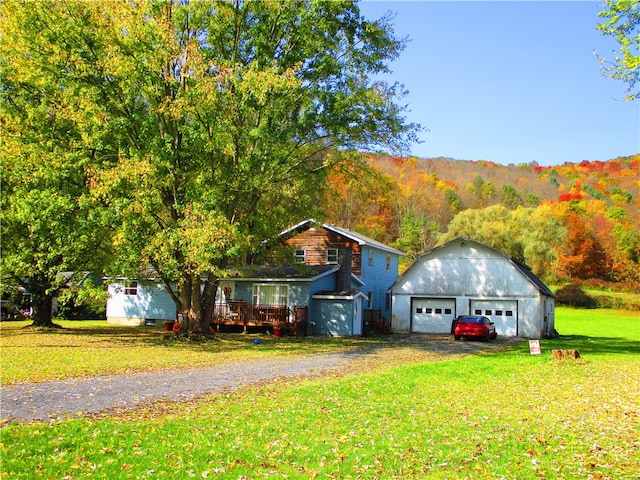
412 298 456 333
470 300 518 336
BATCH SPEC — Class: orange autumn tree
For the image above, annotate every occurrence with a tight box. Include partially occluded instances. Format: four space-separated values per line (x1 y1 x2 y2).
558 212 608 280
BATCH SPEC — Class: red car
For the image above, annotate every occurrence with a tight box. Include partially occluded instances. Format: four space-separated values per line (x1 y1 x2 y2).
453 315 497 341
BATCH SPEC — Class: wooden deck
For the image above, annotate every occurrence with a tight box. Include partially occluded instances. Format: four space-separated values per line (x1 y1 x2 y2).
211 302 308 336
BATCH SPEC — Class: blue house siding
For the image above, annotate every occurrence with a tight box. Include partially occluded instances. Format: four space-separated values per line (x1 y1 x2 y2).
230 282 253 304
231 280 312 308
306 272 337 328
360 246 399 318
106 281 176 326
225 267 340 326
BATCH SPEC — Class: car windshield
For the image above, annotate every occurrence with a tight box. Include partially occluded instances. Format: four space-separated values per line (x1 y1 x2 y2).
460 316 483 323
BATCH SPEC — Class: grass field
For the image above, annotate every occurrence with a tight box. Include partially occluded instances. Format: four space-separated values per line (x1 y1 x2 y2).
0 321 382 385
1 308 638 479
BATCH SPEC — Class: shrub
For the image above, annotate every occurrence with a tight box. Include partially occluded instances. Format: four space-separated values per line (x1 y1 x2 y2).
56 292 106 320
592 294 640 311
555 284 597 308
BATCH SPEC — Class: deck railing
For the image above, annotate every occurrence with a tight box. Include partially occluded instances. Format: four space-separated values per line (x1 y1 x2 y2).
212 301 308 336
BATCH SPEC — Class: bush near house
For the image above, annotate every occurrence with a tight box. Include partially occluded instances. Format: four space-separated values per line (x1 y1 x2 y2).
56 295 106 320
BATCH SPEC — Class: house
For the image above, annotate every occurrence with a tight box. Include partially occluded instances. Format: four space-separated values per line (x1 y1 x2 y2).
215 219 403 336
106 261 366 336
278 219 404 321
106 219 404 336
390 237 555 338
216 263 365 336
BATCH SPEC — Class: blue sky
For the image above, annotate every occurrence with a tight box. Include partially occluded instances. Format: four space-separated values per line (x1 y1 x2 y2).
359 1 639 166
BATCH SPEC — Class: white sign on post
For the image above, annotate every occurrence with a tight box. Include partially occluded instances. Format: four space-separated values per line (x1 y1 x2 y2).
529 339 541 355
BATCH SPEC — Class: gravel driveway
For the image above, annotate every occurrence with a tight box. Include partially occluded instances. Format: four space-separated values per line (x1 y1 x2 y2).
1 335 516 424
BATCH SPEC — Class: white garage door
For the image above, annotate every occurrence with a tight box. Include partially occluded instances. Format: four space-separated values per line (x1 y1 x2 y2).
471 300 518 336
412 298 456 333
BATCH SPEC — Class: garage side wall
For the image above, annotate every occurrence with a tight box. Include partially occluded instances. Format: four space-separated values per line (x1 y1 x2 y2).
391 292 413 332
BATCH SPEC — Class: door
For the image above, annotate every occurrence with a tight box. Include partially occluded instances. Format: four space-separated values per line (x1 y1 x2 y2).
353 296 363 336
411 298 456 333
470 300 518 336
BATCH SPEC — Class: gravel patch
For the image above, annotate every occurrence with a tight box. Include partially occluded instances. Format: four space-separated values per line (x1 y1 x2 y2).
1 334 520 424
1 354 350 423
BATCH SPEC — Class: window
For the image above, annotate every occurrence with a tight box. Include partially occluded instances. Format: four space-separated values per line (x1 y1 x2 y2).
506 310 513 316
124 281 138 296
326 248 338 264
252 284 289 306
485 310 492 315
495 310 503 315
294 249 306 264
425 308 433 314
445 308 452 314
368 249 374 267
474 309 482 315
416 308 423 314
386 254 391 272
435 308 442 314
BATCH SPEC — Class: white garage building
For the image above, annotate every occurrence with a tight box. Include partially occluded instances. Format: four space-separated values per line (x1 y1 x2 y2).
390 238 555 338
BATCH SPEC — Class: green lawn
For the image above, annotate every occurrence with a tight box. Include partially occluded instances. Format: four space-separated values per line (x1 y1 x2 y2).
0 320 384 384
555 306 640 340
1 309 638 479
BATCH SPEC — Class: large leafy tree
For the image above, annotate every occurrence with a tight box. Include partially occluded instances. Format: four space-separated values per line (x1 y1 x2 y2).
598 0 640 100
0 162 111 326
1 5 113 326
440 205 566 277
2 0 418 333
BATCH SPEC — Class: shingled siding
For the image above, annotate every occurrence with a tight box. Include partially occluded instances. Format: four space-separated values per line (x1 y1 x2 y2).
284 228 362 277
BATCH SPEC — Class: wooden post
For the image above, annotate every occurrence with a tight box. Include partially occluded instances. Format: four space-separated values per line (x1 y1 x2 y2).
552 349 580 360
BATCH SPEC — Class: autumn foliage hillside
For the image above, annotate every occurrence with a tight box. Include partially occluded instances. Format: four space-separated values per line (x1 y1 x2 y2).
322 154 640 289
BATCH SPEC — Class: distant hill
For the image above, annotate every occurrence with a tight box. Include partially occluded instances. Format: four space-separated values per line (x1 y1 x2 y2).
375 154 638 214
322 153 639 286
326 153 638 234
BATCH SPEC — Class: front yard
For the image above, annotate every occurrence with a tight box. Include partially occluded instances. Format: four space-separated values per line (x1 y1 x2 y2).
1 308 638 479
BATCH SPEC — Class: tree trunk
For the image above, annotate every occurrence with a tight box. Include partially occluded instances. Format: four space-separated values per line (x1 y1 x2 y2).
178 276 192 329
30 294 60 328
189 276 203 332
199 275 219 334
177 273 217 335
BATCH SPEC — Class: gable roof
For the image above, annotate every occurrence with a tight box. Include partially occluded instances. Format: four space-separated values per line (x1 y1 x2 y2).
510 257 555 297
280 219 404 256
397 237 554 297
